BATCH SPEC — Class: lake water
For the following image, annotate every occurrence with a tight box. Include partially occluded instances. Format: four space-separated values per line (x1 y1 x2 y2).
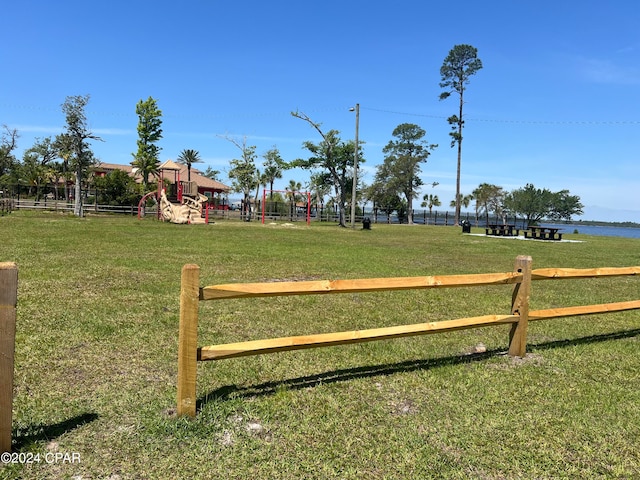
541 223 640 239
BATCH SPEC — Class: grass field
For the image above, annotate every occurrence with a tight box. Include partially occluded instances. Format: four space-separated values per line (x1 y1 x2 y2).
1 211 639 479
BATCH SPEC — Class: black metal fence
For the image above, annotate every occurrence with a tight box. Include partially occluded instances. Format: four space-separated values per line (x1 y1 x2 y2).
2 189 525 227
11 199 139 215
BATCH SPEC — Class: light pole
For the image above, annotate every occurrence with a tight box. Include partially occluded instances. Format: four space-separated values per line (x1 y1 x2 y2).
349 103 359 228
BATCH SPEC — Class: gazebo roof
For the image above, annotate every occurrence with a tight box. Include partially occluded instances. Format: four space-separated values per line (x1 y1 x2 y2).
158 159 182 171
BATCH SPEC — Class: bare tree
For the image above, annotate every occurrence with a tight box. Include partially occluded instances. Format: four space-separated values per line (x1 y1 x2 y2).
291 111 358 227
0 125 19 178
221 135 258 221
57 95 102 217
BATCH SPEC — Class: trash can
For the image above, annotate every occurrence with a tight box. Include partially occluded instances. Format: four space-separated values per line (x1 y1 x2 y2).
362 217 371 230
461 220 471 233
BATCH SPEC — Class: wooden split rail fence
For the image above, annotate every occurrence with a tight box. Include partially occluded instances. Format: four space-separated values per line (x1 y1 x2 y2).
177 256 640 417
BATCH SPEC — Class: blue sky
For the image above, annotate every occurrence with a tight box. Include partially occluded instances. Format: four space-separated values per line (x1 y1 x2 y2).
2 0 639 222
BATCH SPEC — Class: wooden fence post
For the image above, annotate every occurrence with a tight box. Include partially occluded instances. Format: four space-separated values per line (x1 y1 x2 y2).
177 264 200 417
1 262 18 453
508 255 532 357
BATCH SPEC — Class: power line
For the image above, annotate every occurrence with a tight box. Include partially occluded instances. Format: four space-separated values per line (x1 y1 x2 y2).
4 102 640 126
361 107 447 119
361 106 640 125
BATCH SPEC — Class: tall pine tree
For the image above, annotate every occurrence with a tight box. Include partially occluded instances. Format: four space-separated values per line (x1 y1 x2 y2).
439 44 483 226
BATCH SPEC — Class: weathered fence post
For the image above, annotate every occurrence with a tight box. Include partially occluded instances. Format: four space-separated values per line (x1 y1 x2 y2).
508 255 532 357
1 262 18 453
177 264 200 417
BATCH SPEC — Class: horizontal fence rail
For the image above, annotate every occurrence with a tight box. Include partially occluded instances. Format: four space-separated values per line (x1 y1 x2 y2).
177 258 640 417
12 200 139 215
200 272 523 300
198 314 521 362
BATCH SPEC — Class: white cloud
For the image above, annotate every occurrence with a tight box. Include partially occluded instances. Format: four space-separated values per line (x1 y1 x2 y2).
92 128 135 135
12 124 133 136
12 124 61 134
576 57 640 85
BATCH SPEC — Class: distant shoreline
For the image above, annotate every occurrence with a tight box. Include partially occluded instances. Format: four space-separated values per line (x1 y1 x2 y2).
560 220 640 228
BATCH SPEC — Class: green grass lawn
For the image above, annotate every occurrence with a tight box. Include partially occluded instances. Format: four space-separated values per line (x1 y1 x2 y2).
1 211 639 479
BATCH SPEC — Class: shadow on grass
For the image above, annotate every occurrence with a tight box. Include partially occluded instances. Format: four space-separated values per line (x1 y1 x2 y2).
197 328 640 410
11 412 99 451
530 328 640 351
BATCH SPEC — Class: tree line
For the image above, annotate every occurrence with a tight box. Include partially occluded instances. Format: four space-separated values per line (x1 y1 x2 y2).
454 183 583 226
0 44 582 224
0 100 583 225
0 96 217 216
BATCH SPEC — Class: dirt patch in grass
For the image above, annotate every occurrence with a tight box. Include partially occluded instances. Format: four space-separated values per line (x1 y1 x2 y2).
488 352 546 370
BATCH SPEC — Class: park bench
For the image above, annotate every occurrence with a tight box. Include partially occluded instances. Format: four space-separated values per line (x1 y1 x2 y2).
485 224 519 236
524 226 562 241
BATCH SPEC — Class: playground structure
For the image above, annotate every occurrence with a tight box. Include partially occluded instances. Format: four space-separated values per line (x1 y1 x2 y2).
160 187 208 224
137 160 213 224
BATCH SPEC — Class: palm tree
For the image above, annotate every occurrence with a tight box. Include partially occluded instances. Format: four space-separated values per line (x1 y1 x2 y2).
450 193 474 210
253 168 267 215
262 147 285 199
176 149 202 182
132 154 160 192
308 172 331 221
472 183 503 226
286 179 302 220
202 166 220 181
422 193 441 225
422 193 441 214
